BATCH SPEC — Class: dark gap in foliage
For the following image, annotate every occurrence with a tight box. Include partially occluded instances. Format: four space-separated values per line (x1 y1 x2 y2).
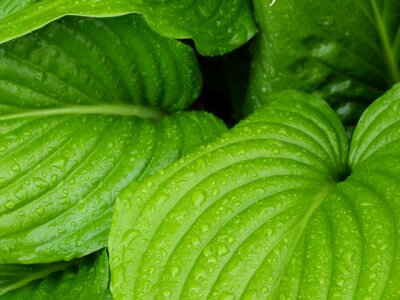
190 44 252 127
337 165 351 182
193 54 233 126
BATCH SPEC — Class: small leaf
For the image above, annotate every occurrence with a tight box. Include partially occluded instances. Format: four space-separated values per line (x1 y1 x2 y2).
109 87 400 298
0 0 257 55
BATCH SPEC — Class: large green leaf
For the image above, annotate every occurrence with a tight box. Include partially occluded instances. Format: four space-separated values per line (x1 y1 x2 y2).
247 0 400 115
109 85 400 299
0 0 257 56
0 14 201 113
0 250 110 299
0 15 227 264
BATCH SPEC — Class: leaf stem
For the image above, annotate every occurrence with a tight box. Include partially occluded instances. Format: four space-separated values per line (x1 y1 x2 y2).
0 104 167 121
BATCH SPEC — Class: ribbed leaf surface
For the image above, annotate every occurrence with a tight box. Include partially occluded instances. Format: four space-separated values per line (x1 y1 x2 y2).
0 15 227 264
0 15 201 113
109 86 400 299
0 0 257 55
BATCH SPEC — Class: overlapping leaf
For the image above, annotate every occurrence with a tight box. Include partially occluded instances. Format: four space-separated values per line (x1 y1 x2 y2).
247 0 400 117
0 250 110 299
109 85 400 299
0 15 227 264
0 0 257 55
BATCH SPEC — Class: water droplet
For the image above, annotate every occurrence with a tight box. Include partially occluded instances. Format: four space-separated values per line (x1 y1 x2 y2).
161 289 172 298
50 174 58 184
170 266 180 277
207 256 217 265
5 200 15 210
219 291 236 300
217 244 230 257
11 163 21 172
121 229 141 244
190 235 201 247
192 191 206 207
34 71 47 82
200 224 210 233
57 228 66 234
33 177 47 188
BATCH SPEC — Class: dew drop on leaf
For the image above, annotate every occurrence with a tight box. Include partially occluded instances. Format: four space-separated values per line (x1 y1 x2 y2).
161 288 172 298
121 229 141 245
5 200 15 210
219 290 236 300
36 206 45 214
169 266 180 277
216 243 230 257
11 163 21 172
33 177 47 188
200 224 210 233
192 190 207 207
227 236 235 244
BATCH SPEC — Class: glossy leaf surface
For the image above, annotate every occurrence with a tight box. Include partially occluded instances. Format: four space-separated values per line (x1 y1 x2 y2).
0 0 257 55
0 250 110 299
110 85 400 299
247 0 400 114
0 15 227 264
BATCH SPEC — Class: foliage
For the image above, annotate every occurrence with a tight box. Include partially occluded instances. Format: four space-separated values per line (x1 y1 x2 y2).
1 1 399 299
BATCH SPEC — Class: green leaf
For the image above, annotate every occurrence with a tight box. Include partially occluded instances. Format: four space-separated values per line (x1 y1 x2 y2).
109 85 400 299
247 0 400 115
0 14 201 113
349 83 400 168
0 0 257 56
0 15 227 264
0 250 110 299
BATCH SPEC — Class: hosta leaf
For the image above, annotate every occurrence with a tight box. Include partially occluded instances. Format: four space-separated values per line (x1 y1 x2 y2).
0 250 110 299
247 0 400 115
109 90 348 298
0 15 227 264
109 85 400 299
0 14 201 113
0 0 257 56
349 83 400 168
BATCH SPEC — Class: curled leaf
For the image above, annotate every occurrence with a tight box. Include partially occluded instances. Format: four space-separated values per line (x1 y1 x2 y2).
0 0 257 55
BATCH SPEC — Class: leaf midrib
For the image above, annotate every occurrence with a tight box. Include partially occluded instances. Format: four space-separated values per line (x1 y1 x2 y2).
0 104 166 121
0 261 75 296
237 183 337 298
371 0 400 85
